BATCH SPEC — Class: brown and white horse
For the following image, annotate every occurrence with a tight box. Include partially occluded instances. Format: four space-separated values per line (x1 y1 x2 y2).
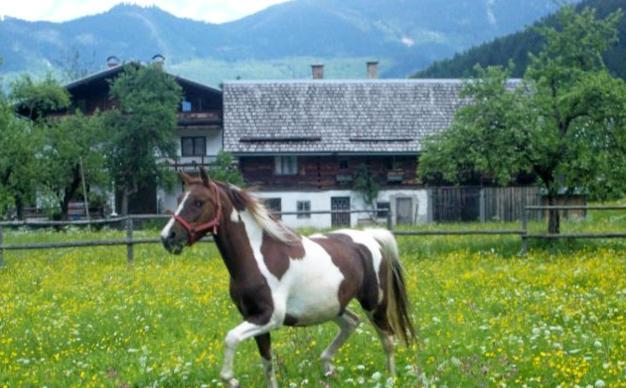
160 169 415 387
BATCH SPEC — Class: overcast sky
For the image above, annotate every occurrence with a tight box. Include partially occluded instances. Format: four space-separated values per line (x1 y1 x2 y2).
0 0 292 24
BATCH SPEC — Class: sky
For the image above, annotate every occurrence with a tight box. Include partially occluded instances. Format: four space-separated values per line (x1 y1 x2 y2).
0 0 292 24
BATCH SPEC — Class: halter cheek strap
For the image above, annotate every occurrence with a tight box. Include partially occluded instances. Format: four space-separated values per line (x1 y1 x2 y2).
167 182 223 245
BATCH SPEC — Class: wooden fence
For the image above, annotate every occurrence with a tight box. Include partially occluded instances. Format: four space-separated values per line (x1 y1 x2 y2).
430 186 590 223
0 210 381 267
0 206 624 267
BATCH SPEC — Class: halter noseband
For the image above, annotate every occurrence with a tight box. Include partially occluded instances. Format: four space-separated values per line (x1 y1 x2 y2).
167 181 223 245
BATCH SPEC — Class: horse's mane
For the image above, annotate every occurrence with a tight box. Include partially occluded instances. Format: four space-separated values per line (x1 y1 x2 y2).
216 182 301 245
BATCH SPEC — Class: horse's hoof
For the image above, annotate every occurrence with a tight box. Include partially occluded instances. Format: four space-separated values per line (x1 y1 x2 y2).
227 378 240 388
323 364 336 377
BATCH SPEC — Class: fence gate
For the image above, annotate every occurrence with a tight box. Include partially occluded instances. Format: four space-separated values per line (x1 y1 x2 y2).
331 197 350 227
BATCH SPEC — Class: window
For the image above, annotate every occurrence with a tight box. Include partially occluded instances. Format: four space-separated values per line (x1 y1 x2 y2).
376 201 390 219
386 156 402 170
181 136 206 157
181 100 192 112
339 159 349 170
297 201 311 219
264 198 282 219
274 156 298 175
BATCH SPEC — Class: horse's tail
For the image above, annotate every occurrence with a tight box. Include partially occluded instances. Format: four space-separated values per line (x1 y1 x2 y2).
369 229 416 346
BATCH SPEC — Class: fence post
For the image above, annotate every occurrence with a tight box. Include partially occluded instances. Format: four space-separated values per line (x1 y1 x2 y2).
521 204 528 255
126 217 134 264
479 188 486 223
0 225 4 268
386 208 393 231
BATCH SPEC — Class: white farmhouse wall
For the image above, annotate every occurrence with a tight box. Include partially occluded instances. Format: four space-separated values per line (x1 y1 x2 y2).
176 128 222 164
253 189 429 229
158 187 429 229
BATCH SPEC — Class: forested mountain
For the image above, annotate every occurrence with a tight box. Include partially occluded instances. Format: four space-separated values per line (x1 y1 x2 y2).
0 0 577 85
414 0 626 79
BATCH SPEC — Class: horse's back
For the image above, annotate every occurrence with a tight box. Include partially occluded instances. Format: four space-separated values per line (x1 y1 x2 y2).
307 228 392 312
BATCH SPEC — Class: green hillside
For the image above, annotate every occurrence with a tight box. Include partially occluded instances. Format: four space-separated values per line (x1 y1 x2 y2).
414 0 626 79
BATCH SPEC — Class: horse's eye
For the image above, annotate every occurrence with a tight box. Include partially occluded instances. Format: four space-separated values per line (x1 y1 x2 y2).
194 200 203 208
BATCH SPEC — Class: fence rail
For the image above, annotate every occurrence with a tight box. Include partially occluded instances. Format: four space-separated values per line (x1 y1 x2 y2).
0 205 624 267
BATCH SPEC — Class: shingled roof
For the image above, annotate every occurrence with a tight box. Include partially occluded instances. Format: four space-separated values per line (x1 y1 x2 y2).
223 79 468 155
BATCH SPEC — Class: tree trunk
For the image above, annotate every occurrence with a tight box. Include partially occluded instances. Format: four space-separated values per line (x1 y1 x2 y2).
59 165 82 220
15 195 24 220
547 193 560 234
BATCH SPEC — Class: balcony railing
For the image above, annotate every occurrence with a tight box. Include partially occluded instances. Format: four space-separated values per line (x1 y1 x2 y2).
169 154 219 170
176 111 221 126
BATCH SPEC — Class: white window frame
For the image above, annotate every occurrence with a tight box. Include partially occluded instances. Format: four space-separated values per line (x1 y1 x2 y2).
297 200 311 219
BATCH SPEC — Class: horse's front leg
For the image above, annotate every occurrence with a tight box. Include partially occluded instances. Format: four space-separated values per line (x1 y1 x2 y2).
220 320 278 387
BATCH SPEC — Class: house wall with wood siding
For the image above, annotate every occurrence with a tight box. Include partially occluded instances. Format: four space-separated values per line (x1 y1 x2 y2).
239 155 418 190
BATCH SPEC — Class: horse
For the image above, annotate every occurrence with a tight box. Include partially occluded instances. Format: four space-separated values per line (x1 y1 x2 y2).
160 168 415 387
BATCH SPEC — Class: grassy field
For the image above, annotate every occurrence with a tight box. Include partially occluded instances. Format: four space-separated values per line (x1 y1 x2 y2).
1 210 625 386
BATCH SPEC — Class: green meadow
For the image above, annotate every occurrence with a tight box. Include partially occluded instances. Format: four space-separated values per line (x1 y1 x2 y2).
1 205 625 386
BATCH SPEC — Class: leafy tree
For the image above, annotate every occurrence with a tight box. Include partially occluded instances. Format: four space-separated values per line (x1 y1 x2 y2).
353 163 380 209
10 74 70 120
0 74 70 219
419 6 626 233
0 98 41 219
104 64 182 215
41 111 109 219
207 151 244 186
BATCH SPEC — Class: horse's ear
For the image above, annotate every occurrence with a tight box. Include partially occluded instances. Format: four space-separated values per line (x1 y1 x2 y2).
180 171 193 186
199 166 210 187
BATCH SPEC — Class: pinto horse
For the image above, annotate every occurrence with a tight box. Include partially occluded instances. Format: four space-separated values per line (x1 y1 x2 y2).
160 169 415 387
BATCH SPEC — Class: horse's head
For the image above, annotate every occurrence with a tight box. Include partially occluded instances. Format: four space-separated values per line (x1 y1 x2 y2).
161 167 223 254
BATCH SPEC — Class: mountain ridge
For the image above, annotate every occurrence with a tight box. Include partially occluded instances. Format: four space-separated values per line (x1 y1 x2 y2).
0 0 578 86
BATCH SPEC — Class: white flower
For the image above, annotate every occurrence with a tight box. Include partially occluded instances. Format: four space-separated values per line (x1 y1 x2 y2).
595 380 606 388
371 371 382 381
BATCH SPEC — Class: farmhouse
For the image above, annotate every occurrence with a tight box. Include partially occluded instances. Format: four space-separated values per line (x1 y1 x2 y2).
222 64 467 227
55 59 514 226
61 56 223 214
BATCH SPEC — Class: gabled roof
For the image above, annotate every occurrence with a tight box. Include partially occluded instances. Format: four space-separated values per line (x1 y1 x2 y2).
223 79 469 155
64 63 222 96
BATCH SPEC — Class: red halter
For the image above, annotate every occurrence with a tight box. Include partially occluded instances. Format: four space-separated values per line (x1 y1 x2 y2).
167 182 223 245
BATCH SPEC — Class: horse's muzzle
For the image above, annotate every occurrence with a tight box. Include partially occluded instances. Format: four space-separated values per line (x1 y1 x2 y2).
161 234 184 255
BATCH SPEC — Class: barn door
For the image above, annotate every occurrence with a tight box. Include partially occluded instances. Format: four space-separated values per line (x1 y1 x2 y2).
396 197 413 225
331 197 350 227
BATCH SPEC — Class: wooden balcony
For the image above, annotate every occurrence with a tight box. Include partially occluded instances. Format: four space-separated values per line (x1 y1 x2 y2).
387 170 405 183
168 154 219 171
177 111 222 128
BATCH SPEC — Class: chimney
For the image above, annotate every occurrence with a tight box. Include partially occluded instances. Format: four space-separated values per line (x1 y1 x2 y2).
152 54 165 68
367 61 378 79
311 64 324 79
106 55 120 68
